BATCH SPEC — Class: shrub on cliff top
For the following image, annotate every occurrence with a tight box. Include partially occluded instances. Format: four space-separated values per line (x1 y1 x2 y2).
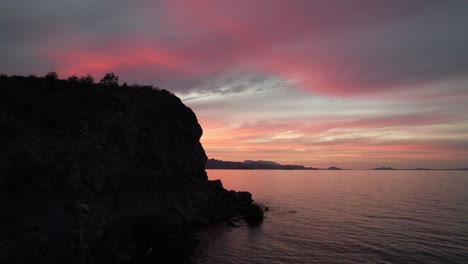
100 72 119 86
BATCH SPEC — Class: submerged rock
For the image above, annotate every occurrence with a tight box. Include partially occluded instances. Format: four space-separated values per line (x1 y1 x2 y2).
0 75 259 263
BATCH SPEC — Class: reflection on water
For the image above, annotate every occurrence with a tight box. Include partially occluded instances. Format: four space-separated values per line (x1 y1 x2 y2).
195 170 468 264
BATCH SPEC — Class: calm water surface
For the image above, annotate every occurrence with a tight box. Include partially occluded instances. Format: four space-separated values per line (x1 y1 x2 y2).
194 170 468 264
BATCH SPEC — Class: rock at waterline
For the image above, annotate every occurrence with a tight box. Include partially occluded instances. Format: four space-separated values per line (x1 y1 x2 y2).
243 203 264 223
227 220 241 228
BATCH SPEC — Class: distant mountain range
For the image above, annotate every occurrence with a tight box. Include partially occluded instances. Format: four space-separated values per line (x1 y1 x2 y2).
205 159 320 170
205 159 468 171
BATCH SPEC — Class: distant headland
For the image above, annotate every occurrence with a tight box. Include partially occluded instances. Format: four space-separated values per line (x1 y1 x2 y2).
206 158 319 170
205 159 347 170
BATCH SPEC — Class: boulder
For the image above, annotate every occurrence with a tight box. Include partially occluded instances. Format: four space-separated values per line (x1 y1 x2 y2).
243 203 264 223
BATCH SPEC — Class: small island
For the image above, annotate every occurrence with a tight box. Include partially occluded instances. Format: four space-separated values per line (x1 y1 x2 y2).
373 166 396 170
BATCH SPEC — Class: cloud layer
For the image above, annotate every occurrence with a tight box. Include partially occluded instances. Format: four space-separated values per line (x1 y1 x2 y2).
2 0 468 95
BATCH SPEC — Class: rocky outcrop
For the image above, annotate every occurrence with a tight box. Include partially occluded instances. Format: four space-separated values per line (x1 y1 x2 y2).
243 204 265 223
0 75 260 263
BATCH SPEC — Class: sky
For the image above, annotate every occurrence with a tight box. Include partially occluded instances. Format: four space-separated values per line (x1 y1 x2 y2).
1 0 467 169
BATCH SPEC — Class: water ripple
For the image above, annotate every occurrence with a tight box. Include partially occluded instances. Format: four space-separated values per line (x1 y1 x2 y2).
197 170 468 264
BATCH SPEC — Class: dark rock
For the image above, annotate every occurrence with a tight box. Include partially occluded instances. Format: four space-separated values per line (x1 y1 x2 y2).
227 221 240 228
231 217 241 222
236 191 253 206
243 203 264 223
264 206 270 212
0 75 260 264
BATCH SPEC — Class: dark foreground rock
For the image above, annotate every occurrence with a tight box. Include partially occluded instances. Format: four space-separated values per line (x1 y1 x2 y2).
0 75 262 264
243 203 265 223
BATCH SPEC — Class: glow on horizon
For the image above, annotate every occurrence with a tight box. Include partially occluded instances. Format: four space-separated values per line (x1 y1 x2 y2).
180 85 468 169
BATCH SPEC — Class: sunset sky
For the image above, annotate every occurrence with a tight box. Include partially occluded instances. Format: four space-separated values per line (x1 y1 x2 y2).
1 0 467 169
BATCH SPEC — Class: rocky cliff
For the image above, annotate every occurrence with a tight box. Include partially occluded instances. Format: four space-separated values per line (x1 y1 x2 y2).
0 74 259 264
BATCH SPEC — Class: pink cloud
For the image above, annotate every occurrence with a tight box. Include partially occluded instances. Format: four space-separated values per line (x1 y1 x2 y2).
36 1 467 97
162 0 468 96
51 42 186 78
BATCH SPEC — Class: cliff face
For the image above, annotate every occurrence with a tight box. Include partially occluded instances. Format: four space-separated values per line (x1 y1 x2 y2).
0 75 254 263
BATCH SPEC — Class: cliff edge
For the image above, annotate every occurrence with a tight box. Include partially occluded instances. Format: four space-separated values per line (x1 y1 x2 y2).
0 74 257 263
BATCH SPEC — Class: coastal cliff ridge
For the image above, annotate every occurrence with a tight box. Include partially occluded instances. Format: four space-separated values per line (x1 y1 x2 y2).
0 74 261 263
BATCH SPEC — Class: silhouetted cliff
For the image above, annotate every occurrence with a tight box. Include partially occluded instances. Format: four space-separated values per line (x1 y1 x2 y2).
0 74 258 263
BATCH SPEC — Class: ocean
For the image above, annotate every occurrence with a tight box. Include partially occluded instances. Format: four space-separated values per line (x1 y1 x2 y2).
194 170 468 264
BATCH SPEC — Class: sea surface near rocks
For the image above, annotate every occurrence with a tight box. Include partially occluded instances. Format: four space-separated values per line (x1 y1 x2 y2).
194 170 468 264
